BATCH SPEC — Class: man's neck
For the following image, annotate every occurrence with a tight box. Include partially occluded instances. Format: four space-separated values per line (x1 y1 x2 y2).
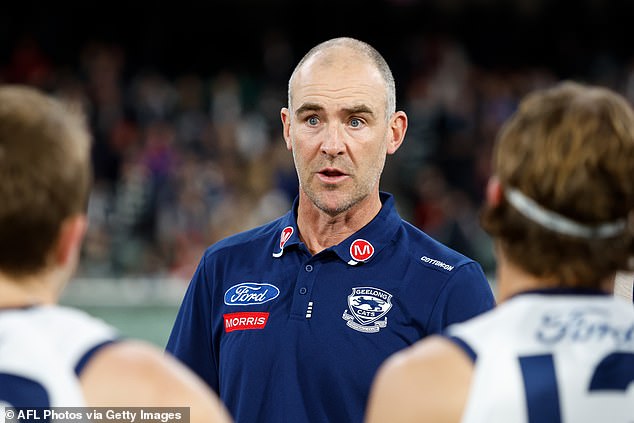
296 193 383 255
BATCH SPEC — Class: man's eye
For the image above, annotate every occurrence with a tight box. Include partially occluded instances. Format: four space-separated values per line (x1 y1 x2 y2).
350 118 362 128
308 116 319 125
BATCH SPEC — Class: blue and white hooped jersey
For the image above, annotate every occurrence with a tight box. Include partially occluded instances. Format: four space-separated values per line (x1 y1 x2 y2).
0 305 118 407
166 192 495 423
447 290 634 423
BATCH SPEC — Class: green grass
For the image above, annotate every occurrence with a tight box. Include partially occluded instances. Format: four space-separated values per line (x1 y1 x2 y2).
73 305 180 348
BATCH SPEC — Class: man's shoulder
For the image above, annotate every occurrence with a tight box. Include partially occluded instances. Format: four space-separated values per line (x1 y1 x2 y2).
399 220 477 274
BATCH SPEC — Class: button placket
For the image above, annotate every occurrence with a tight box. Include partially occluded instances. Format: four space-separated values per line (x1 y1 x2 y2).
291 260 318 320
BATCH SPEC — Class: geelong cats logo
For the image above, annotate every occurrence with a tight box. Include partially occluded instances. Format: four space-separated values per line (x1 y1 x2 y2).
342 286 393 333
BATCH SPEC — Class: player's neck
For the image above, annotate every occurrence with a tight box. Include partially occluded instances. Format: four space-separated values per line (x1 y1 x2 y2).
496 265 545 303
495 246 615 301
0 271 58 308
493 245 550 302
297 193 382 255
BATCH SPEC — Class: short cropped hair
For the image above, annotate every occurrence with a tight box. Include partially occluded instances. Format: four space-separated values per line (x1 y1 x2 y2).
287 37 396 117
0 85 92 277
481 81 634 288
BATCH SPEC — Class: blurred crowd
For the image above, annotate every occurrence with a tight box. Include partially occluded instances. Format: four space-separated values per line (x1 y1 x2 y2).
3 32 634 280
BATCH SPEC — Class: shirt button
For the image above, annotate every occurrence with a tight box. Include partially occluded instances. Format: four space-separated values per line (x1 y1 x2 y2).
299 287 308 295
305 265 313 272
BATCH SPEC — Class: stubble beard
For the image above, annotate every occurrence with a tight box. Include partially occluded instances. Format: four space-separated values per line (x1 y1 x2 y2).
292 139 386 218
308 184 367 217
299 165 383 218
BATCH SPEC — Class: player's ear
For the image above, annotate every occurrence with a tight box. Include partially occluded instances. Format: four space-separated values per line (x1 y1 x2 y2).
54 214 88 266
486 176 503 207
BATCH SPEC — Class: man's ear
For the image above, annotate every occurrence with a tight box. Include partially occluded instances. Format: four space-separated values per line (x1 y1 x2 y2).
54 215 88 266
387 111 408 155
486 176 503 207
281 107 293 151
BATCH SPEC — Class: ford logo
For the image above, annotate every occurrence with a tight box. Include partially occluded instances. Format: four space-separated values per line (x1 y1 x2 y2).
224 282 280 306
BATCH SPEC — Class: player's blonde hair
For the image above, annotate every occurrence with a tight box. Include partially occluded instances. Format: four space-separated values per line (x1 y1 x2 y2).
481 81 634 287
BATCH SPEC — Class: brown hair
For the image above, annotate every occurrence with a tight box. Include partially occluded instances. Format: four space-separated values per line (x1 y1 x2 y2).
481 81 634 287
0 85 92 277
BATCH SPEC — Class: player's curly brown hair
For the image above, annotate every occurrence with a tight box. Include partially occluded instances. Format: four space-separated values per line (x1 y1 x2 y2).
481 81 634 288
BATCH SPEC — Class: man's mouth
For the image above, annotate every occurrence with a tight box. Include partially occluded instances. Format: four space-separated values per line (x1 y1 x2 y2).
317 167 348 183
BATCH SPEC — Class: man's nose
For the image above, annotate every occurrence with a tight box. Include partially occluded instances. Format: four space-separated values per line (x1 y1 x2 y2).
321 124 346 156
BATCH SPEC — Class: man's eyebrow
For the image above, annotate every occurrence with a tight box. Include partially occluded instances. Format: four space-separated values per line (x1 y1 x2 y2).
342 105 374 116
295 103 375 117
295 103 323 116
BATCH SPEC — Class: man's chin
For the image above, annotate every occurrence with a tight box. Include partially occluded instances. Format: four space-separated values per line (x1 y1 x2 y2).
313 193 363 217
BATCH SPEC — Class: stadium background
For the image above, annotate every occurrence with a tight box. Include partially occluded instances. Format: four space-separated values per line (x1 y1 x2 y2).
2 0 633 346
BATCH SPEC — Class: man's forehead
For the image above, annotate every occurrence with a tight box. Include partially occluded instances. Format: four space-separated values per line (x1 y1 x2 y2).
291 85 384 117
291 54 386 109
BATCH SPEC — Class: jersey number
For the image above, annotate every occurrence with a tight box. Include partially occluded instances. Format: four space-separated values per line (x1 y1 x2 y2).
0 373 50 421
519 352 634 423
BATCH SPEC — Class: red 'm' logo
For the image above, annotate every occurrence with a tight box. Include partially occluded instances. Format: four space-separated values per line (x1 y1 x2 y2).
280 226 293 249
224 312 270 333
350 239 374 262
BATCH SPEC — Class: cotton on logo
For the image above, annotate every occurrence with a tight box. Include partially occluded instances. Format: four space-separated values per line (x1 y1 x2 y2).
280 226 293 249
350 239 374 262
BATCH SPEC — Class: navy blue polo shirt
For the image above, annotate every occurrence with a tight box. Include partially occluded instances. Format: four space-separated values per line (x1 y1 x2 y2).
166 192 495 423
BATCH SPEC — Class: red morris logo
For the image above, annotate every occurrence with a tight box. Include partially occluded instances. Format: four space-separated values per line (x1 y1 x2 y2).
350 239 374 262
280 226 293 249
224 312 270 333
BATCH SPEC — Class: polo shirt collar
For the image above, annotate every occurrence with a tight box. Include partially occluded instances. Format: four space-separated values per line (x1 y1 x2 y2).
272 192 401 266
271 208 301 258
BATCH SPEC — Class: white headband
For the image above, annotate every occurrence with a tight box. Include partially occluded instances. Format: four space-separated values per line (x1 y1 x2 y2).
505 187 627 239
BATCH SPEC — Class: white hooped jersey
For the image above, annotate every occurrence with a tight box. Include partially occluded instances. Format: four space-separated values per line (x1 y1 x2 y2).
447 292 634 423
0 305 118 407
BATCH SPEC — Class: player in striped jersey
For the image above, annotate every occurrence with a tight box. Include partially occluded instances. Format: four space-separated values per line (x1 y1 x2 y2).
365 81 634 423
0 85 231 422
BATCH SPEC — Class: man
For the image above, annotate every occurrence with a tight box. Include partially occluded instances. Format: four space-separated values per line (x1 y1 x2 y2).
0 85 232 423
365 81 634 423
166 37 495 423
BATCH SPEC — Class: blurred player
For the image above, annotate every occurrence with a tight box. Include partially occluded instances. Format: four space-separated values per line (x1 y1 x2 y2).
365 81 634 423
0 85 232 423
